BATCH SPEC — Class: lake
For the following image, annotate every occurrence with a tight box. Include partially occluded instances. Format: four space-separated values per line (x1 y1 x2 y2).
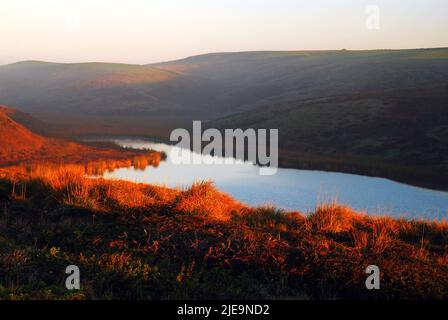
100 138 448 221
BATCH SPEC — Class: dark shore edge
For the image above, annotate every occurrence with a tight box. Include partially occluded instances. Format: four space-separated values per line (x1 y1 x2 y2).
77 134 448 193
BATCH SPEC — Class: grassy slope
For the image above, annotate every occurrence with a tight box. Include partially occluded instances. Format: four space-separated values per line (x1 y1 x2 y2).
0 106 163 168
0 104 447 300
154 48 448 113
208 85 448 189
2 48 448 126
2 49 447 188
160 48 448 188
0 163 447 300
1 49 448 188
0 61 218 119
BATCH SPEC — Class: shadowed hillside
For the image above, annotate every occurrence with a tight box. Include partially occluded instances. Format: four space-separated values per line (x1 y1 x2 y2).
154 48 448 114
1 48 448 129
208 85 448 189
1 48 448 188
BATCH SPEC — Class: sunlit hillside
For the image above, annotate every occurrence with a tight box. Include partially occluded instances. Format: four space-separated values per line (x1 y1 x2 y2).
0 106 163 169
0 102 447 300
0 163 447 299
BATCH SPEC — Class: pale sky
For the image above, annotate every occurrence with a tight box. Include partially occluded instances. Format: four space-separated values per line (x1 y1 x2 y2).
0 0 447 65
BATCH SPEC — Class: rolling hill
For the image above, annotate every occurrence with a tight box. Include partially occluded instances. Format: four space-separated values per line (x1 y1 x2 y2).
153 48 448 113
1 48 448 125
0 105 160 167
208 85 448 189
0 61 209 117
1 48 448 187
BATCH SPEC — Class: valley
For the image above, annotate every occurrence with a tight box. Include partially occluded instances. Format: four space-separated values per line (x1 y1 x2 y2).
1 48 447 189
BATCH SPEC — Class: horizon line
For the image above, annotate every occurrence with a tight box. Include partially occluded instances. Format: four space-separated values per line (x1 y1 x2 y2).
2 46 448 67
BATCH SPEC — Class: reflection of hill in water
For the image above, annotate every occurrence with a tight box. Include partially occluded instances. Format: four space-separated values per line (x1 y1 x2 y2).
102 139 448 220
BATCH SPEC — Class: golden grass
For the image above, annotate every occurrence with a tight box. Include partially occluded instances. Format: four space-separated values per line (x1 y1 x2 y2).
0 162 447 299
2 162 447 246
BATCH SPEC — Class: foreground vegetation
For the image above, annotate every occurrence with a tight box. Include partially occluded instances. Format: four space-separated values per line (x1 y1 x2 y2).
0 163 447 300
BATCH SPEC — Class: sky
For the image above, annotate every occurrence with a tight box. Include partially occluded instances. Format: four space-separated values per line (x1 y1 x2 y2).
0 0 447 65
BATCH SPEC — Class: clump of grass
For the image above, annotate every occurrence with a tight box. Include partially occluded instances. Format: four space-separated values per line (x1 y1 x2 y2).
307 203 361 233
174 181 245 221
235 205 304 232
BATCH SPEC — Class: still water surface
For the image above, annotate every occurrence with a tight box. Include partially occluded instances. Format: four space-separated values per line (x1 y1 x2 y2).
101 138 448 220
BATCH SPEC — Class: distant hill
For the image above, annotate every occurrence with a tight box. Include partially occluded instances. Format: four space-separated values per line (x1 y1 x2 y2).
0 61 221 119
1 48 448 123
153 48 448 115
155 49 448 188
1 48 448 187
208 84 448 187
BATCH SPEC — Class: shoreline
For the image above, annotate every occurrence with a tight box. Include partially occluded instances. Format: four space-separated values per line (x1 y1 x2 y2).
77 134 448 194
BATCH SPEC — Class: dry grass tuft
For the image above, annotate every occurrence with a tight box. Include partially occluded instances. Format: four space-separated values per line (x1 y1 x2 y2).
174 181 246 221
308 203 362 233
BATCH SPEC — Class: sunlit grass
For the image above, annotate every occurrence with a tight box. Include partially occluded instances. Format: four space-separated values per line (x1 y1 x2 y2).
0 163 447 299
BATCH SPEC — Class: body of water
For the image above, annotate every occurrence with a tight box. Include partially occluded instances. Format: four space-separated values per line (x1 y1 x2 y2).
101 138 448 220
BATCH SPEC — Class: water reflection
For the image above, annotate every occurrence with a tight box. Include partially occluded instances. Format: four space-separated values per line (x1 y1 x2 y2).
102 138 448 221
